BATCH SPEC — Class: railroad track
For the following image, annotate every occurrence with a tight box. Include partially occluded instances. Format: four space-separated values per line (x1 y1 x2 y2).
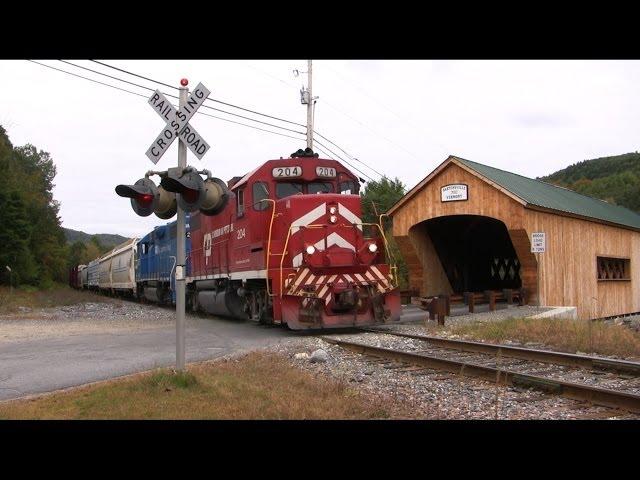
320 330 640 415
359 328 640 375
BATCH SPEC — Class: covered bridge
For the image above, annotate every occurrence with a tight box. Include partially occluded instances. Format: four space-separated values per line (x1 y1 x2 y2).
388 155 640 320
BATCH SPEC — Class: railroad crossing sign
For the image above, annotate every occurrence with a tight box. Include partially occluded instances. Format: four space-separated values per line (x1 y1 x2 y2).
145 82 211 163
531 232 546 253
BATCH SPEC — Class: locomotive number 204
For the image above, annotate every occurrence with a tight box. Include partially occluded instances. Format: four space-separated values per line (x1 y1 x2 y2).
272 166 302 178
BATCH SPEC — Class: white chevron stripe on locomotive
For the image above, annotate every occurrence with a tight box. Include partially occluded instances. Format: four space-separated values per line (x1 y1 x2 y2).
338 202 363 231
291 203 327 234
292 232 357 268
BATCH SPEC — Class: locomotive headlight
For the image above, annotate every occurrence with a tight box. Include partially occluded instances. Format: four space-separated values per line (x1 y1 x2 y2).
368 243 378 253
306 245 316 255
329 215 337 224
329 206 337 215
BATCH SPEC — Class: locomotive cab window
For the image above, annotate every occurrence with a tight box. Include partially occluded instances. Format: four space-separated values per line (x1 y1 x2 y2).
308 181 334 194
276 182 303 199
253 182 270 210
237 188 245 217
339 180 358 195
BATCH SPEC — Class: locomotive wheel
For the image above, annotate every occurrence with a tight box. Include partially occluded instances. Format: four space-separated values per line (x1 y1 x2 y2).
256 290 274 325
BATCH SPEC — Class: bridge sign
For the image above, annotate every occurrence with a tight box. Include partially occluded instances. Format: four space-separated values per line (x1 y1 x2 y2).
531 232 546 253
145 83 211 164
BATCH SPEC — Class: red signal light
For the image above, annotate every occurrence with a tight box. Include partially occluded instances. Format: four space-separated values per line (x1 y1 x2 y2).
137 193 154 206
180 78 188 86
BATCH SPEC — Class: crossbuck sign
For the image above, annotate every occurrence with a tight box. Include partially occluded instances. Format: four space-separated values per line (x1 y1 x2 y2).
145 83 211 163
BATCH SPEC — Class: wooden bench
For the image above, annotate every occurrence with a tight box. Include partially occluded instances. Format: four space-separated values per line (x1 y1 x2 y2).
438 288 527 314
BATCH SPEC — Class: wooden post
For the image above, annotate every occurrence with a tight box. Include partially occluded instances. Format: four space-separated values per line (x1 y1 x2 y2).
437 297 446 326
485 290 496 311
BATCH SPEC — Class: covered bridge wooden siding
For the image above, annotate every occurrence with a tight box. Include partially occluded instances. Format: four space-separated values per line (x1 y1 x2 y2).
388 155 640 320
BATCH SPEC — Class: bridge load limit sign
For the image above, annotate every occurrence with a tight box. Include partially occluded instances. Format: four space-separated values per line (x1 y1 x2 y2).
531 232 546 253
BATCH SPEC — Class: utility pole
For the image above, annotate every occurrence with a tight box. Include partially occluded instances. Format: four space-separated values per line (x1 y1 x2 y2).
306 59 313 149
297 60 318 150
175 81 188 371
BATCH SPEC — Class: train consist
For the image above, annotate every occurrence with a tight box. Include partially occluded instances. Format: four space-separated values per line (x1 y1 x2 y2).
71 149 401 329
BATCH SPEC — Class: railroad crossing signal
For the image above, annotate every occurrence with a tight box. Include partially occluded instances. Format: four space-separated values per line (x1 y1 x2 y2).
115 178 177 219
160 167 230 215
116 78 216 373
146 83 211 164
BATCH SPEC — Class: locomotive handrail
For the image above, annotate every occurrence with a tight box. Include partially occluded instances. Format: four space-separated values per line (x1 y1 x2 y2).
338 222 398 288
260 198 277 297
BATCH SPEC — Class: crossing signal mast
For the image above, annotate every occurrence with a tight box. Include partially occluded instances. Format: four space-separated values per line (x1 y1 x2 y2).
115 78 227 371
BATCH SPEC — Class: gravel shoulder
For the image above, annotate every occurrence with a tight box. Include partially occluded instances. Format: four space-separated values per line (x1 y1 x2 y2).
0 300 181 342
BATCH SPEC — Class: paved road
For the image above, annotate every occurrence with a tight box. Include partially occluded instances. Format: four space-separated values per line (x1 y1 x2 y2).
0 306 424 401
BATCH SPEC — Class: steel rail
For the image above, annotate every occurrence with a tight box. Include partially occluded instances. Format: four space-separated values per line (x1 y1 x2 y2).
360 328 640 376
321 337 640 414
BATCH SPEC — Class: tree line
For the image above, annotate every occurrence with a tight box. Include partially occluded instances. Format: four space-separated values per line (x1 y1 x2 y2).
0 125 113 288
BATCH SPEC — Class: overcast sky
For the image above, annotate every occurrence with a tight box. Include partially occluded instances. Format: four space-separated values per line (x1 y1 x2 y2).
1 60 639 238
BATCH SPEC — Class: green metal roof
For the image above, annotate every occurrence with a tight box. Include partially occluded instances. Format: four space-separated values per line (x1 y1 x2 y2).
454 156 640 230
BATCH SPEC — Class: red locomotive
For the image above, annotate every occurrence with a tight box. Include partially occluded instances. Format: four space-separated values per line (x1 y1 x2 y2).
187 148 401 329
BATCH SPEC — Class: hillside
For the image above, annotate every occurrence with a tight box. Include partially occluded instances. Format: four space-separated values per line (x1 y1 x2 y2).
63 228 129 248
539 152 640 213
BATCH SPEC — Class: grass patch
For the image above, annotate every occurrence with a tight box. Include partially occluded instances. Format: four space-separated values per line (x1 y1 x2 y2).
449 317 640 359
0 352 397 419
0 285 110 314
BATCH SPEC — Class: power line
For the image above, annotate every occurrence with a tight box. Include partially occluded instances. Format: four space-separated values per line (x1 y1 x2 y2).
59 60 157 94
90 60 306 128
85 60 384 177
30 60 378 178
27 60 149 99
27 60 307 142
61 60 306 136
314 138 375 182
314 130 386 178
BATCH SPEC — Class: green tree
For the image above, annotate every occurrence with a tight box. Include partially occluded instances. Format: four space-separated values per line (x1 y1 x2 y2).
360 177 406 226
0 125 68 287
360 176 409 289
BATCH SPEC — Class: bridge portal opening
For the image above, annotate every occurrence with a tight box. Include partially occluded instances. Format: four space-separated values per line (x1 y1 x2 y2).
421 215 522 293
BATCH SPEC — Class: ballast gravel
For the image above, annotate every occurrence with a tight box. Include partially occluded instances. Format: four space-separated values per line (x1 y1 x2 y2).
267 333 640 420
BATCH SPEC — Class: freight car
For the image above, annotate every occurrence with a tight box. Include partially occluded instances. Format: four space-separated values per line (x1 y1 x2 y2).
97 237 138 296
86 258 100 290
69 264 85 289
187 149 401 329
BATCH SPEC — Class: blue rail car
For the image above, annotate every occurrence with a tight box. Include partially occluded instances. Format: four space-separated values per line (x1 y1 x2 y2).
135 218 191 305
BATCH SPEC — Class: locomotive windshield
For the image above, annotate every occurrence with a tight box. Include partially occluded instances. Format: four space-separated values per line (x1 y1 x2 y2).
276 182 304 198
339 180 359 195
308 182 334 194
